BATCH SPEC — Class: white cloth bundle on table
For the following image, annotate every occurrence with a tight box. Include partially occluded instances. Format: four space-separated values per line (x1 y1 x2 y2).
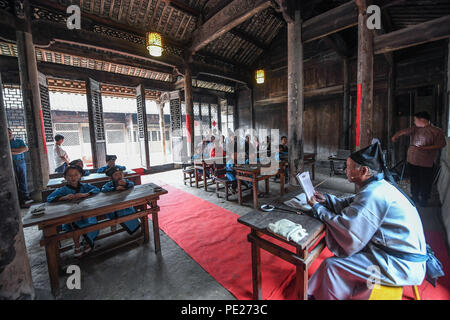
267 219 308 244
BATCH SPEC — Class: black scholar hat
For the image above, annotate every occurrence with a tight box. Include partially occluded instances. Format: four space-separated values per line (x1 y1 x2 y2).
349 142 383 172
106 154 117 162
105 165 123 177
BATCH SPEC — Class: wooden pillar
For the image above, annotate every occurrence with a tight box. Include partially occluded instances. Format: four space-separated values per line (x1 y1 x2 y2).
86 78 107 168
387 62 396 166
250 87 255 130
355 0 374 149
184 64 195 157
341 57 350 150
136 84 150 169
158 102 167 161
15 1 49 196
446 40 450 136
0 74 35 300
233 93 239 131
287 10 304 185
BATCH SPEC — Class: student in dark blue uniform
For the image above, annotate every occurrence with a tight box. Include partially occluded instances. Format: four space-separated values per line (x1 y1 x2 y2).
97 154 126 173
8 128 32 207
69 159 91 176
47 165 100 256
102 166 140 234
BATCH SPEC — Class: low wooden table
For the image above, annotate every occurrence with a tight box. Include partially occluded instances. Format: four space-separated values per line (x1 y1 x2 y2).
193 157 224 191
235 164 283 209
280 153 316 181
304 153 316 180
238 186 354 300
237 190 325 300
42 170 141 201
23 183 167 296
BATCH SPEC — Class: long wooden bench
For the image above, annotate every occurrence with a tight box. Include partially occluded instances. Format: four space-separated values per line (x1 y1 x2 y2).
23 183 167 296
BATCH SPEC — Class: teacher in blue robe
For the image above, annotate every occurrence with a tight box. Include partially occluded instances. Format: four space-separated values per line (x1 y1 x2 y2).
101 166 141 235
306 142 428 300
47 165 100 256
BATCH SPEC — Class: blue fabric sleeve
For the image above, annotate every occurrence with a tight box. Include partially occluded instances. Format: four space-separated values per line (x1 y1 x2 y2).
313 190 386 257
47 187 70 203
125 179 134 188
97 166 107 173
16 139 26 148
83 184 100 194
101 181 115 192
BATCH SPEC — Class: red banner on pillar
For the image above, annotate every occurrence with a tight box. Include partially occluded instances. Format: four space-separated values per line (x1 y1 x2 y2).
186 114 192 143
356 83 362 148
40 109 47 154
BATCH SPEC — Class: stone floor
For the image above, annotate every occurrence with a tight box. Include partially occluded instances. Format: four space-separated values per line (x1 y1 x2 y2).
22 165 446 300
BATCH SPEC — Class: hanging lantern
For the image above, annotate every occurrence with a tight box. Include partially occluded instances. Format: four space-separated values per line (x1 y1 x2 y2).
146 32 162 57
255 69 265 84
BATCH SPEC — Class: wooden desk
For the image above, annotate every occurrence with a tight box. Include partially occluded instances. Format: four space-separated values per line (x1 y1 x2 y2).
42 170 141 201
238 186 353 300
23 183 167 296
237 190 325 300
193 157 224 191
279 153 316 181
235 164 282 209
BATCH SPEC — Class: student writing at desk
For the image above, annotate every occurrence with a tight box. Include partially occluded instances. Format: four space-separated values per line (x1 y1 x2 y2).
102 166 141 235
97 154 126 173
47 165 100 257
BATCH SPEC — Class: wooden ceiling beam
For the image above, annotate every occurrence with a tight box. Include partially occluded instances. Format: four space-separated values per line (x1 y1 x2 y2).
188 0 272 55
302 1 358 43
228 28 268 51
374 14 450 55
29 1 188 47
41 42 174 75
31 20 184 70
37 60 175 91
164 0 200 17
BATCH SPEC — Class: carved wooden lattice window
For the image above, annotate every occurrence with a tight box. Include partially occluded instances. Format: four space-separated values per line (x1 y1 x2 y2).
136 94 145 139
201 103 210 133
38 73 54 143
211 104 218 129
169 97 181 135
88 79 105 142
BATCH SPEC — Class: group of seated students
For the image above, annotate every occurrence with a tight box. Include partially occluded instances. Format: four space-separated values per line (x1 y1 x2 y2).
68 154 126 177
193 135 289 194
47 155 138 257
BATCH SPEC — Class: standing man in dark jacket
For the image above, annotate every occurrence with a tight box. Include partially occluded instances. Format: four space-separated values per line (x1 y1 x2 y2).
392 112 446 206
8 128 32 207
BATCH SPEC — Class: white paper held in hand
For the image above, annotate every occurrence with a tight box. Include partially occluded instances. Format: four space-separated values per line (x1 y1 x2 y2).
296 171 315 200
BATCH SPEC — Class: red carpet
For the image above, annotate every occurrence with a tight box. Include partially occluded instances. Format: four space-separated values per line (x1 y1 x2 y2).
154 182 450 300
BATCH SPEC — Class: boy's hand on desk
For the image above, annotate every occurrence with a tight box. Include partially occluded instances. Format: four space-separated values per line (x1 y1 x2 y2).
60 194 75 201
116 186 126 191
73 193 89 200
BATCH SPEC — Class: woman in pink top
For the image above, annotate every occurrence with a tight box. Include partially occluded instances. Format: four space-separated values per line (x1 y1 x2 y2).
392 111 446 206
